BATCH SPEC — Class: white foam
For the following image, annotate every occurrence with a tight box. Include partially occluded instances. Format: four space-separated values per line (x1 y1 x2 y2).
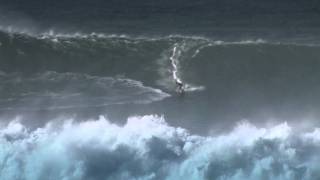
183 84 206 92
2 25 319 48
170 45 183 84
0 71 170 110
0 115 320 180
167 43 206 93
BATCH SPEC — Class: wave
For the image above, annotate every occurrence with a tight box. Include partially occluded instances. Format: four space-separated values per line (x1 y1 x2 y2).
0 115 320 180
0 29 211 92
2 28 320 99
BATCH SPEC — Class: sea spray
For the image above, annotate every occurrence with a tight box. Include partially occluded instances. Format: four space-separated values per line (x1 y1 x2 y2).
0 115 320 180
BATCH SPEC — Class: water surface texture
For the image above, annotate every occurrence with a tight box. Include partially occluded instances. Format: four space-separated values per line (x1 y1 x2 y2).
1 0 320 179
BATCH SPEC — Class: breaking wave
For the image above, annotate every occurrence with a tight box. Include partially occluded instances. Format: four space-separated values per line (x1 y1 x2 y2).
0 115 320 180
0 29 264 94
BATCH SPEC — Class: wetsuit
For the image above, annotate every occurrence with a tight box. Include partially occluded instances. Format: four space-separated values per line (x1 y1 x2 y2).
176 81 184 94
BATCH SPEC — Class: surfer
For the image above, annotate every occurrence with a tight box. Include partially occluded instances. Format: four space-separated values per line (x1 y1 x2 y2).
175 80 185 94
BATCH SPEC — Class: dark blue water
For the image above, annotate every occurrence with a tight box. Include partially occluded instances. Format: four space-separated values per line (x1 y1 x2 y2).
2 0 320 35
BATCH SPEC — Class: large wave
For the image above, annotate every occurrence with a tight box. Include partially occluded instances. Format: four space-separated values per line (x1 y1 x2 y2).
2 29 320 132
2 29 320 108
0 115 320 180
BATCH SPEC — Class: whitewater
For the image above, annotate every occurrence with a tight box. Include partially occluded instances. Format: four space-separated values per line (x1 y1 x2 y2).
1 115 320 180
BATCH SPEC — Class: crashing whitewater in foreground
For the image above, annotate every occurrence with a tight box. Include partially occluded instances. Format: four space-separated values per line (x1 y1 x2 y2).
1 115 320 180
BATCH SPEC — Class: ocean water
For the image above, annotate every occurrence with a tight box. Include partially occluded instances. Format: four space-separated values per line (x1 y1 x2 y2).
1 0 320 179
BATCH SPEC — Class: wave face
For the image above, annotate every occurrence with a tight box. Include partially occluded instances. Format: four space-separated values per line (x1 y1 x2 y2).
0 71 169 110
1 115 320 180
2 31 320 118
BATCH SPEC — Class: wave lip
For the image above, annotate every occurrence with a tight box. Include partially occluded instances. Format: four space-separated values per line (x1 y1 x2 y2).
0 26 306 46
1 115 320 180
